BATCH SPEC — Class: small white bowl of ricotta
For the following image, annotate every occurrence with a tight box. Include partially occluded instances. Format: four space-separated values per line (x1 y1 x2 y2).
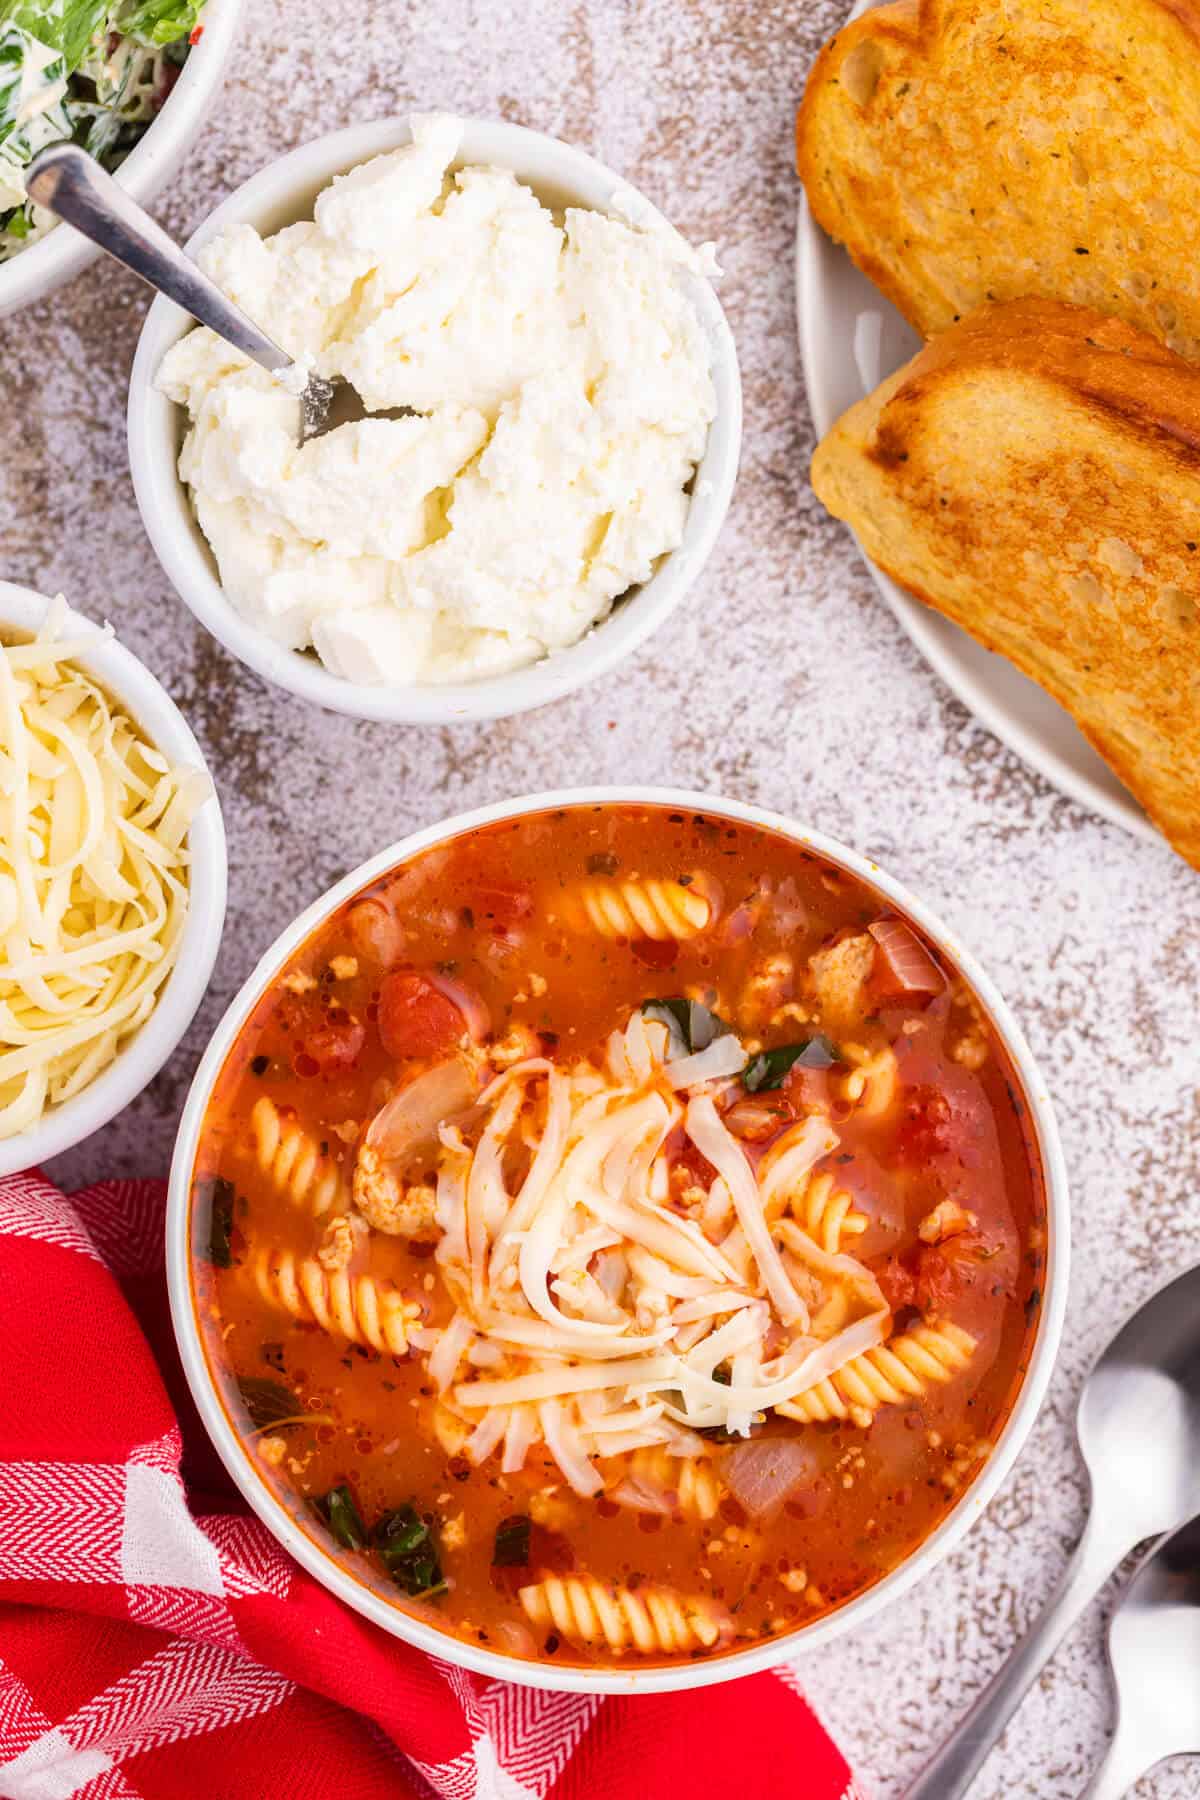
0 582 227 1176
128 113 742 723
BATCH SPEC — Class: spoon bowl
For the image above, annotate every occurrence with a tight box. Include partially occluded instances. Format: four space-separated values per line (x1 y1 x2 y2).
1083 1512 1200 1800
1077 1262 1200 1547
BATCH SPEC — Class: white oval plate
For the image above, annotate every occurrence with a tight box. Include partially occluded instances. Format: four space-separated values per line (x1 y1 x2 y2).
794 2 1156 846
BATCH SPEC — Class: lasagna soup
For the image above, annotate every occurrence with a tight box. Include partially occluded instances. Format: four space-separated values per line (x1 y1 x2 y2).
191 804 1045 1667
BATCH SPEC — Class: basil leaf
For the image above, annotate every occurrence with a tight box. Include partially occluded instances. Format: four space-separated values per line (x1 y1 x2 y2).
236 1376 304 1433
316 1484 366 1552
375 1504 446 1598
742 1036 840 1091
202 1175 236 1267
492 1515 531 1568
641 997 732 1055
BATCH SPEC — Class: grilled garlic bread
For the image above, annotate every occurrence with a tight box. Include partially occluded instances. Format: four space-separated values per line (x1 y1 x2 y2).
811 298 1200 865
797 0 1200 359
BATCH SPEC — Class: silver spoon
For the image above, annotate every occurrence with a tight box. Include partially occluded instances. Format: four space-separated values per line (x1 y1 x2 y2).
903 1260 1200 1800
1081 1512 1200 1800
25 142 335 441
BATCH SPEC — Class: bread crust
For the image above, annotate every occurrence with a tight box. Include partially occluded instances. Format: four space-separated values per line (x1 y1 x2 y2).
811 298 1200 865
797 0 1200 354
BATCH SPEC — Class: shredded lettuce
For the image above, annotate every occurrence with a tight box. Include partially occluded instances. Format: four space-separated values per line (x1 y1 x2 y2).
0 2 111 71
114 0 203 48
0 23 71 157
0 0 205 261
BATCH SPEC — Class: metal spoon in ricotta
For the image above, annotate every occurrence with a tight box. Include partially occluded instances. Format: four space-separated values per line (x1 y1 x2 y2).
26 141 338 442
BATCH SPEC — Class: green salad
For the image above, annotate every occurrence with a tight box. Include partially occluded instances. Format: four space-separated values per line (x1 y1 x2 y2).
0 0 207 262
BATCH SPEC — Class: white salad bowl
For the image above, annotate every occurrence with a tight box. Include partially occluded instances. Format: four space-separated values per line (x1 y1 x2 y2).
166 785 1069 1695
0 582 227 1177
127 116 743 725
0 0 243 320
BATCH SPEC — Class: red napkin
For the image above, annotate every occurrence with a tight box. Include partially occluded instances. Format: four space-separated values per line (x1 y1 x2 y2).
0 1169 863 1800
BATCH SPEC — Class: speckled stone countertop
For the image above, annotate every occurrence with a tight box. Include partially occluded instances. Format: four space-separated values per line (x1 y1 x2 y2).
1 1 1198 1794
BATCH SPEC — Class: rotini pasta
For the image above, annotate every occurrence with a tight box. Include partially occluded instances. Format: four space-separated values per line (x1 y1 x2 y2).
252 1096 346 1218
557 875 712 941
840 1044 899 1118
777 1321 977 1429
519 1572 732 1654
250 1245 418 1355
792 1171 869 1254
624 1447 722 1520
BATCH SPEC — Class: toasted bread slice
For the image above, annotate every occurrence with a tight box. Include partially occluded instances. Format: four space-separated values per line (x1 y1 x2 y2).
797 0 1200 358
811 298 1200 864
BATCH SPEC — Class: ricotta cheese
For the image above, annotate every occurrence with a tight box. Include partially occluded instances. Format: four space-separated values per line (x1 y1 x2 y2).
157 113 719 687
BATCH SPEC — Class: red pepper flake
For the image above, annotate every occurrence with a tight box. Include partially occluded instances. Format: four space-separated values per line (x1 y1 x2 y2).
189 23 205 43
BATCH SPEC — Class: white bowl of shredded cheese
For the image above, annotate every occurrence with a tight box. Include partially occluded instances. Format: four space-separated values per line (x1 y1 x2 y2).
0 583 226 1175
128 114 742 722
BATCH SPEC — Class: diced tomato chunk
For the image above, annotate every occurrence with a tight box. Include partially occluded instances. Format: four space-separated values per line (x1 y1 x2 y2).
893 1085 956 1165
631 936 679 970
474 884 533 931
303 1013 365 1070
378 971 468 1060
669 1133 717 1193
916 1232 1002 1314
870 1253 918 1313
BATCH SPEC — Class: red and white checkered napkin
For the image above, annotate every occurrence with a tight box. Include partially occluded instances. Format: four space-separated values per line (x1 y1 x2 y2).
0 1170 862 1800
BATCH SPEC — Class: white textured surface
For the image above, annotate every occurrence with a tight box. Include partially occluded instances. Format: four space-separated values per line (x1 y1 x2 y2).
1 2 1198 1794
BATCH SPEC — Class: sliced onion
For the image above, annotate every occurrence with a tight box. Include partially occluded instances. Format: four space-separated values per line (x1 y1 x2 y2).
365 1058 480 1163
611 1474 675 1515
425 970 491 1043
722 1436 816 1524
494 1619 540 1660
347 896 403 967
868 919 945 996
722 1096 792 1141
664 1034 748 1089
591 1246 629 1305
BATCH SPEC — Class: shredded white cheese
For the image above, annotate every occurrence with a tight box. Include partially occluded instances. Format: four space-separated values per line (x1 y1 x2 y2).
365 1009 889 1497
0 598 211 1138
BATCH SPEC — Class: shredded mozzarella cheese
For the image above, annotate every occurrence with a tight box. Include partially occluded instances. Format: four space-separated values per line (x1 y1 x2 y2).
0 601 210 1138
358 1007 890 1496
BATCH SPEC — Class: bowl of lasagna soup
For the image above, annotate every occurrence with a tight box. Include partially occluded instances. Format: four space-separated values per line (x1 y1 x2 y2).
168 790 1067 1691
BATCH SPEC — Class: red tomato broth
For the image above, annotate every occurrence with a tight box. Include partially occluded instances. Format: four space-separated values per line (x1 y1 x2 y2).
189 804 1046 1668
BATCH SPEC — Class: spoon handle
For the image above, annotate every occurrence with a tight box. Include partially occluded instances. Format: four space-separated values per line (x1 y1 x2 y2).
25 143 291 376
900 1510 1127 1800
